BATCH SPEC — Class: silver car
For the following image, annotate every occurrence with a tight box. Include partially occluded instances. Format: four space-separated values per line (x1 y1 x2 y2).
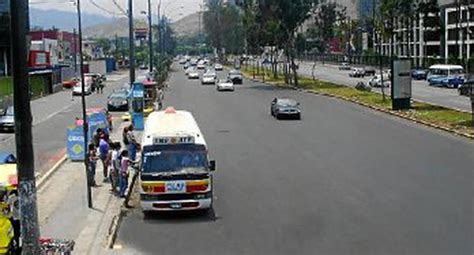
270 98 301 120
188 70 200 79
202 72 217 85
216 79 235 91
0 106 14 132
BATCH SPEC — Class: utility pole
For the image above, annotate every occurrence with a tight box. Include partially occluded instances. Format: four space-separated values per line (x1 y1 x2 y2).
456 0 460 64
115 34 119 61
147 0 153 72
157 0 162 57
128 0 135 84
198 3 202 56
76 0 93 209
9 0 41 253
73 28 78 75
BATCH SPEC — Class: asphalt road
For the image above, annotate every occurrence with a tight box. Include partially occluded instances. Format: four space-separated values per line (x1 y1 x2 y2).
116 63 473 255
0 70 135 174
298 61 472 112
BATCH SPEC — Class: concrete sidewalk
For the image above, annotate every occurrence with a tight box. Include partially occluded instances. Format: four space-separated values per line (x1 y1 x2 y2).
38 121 131 254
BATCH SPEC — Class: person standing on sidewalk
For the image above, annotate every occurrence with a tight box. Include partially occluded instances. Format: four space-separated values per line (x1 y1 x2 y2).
88 143 98 187
119 150 131 198
109 142 121 194
122 126 129 146
106 111 113 132
126 125 139 161
98 81 105 94
93 128 103 147
98 136 110 183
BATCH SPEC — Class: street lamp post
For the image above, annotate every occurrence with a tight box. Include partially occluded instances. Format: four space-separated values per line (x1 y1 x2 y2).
76 0 93 208
147 0 153 72
128 0 135 84
141 10 153 73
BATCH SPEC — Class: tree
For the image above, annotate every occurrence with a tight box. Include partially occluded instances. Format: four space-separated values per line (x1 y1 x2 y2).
308 1 340 56
258 0 318 87
95 38 113 56
203 0 245 59
156 18 177 56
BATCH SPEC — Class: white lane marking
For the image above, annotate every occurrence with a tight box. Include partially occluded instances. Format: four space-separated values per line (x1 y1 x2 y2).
33 103 76 126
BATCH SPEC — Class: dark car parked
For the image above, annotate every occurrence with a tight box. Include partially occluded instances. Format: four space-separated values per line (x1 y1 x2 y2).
107 91 129 111
364 67 376 76
412 69 428 80
0 106 14 132
338 62 351 71
458 79 473 97
270 98 301 120
228 69 243 84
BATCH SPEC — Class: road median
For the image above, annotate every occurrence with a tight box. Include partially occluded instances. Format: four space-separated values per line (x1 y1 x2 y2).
238 65 474 140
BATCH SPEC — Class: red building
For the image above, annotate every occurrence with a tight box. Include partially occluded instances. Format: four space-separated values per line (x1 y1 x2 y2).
29 29 79 63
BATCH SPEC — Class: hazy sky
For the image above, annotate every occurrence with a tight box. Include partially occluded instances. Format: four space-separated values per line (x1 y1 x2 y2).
29 0 203 22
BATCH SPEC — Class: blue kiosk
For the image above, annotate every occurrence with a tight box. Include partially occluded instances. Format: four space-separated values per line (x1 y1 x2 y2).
130 82 145 130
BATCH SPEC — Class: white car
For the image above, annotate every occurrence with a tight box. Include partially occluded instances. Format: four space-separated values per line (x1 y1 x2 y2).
197 62 206 70
201 72 217 85
368 74 390 87
214 63 223 71
216 79 235 91
188 70 200 79
72 83 92 95
185 67 194 76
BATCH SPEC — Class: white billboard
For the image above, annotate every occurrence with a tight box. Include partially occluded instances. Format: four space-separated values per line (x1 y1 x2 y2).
392 59 412 99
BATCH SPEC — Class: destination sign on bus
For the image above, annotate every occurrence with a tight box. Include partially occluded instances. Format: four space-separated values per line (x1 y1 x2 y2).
153 136 195 145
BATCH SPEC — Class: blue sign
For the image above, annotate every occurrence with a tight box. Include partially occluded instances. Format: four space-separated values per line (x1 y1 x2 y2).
66 126 86 161
130 82 144 130
88 111 108 137
66 109 109 161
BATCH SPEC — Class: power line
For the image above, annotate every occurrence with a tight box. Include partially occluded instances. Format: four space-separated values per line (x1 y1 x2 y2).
88 0 118 16
30 0 74 5
111 0 128 16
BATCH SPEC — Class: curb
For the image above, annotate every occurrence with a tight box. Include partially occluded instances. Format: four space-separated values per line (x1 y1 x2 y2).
245 74 474 140
106 207 127 249
36 153 67 190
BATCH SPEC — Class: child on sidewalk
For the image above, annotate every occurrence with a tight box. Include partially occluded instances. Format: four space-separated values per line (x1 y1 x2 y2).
109 142 121 195
119 150 132 198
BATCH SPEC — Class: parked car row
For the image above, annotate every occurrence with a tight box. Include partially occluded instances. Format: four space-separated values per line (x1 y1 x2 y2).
339 63 377 78
338 61 470 95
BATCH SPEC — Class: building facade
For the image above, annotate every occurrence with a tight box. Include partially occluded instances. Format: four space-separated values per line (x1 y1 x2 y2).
374 0 473 67
30 29 79 66
0 0 10 76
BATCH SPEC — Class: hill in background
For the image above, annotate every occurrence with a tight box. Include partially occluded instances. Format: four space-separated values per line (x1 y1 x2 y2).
171 13 200 38
82 12 200 39
83 18 147 39
30 8 113 31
